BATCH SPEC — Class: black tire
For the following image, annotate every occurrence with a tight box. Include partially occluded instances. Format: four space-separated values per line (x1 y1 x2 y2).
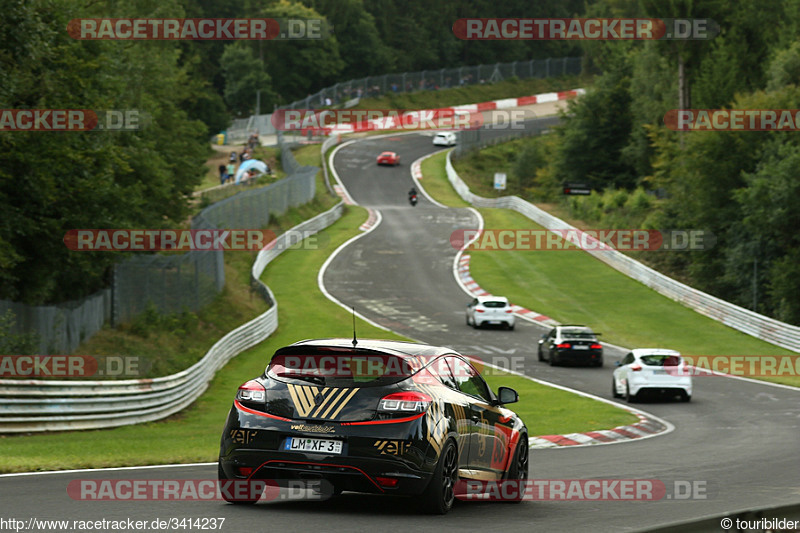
537 346 544 362
595 357 604 368
548 351 558 367
504 435 529 503
218 463 260 505
421 440 458 514
625 383 637 403
612 378 621 398
681 392 692 403
508 323 515 331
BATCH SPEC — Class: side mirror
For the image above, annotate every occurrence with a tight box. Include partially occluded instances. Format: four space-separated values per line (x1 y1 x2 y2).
497 386 519 405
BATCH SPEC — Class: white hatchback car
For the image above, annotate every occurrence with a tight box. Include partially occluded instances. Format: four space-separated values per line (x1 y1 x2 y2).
433 132 457 146
466 296 515 330
613 349 692 402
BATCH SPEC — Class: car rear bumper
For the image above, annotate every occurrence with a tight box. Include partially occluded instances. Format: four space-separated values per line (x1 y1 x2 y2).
220 405 438 496
555 349 602 363
629 377 692 396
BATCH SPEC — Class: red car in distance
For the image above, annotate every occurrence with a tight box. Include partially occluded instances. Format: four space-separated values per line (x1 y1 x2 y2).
376 151 400 166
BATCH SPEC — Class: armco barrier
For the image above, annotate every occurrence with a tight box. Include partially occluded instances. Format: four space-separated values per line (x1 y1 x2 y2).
0 199 345 433
445 151 800 353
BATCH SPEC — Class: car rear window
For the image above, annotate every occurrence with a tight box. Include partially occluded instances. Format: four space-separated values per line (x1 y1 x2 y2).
562 329 595 339
482 301 507 308
268 349 419 388
640 355 681 366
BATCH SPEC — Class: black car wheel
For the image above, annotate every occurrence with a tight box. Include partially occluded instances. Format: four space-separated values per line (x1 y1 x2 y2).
218 463 260 505
504 435 529 503
681 391 692 402
594 356 604 368
537 345 543 361
421 439 458 514
548 351 558 366
625 383 637 403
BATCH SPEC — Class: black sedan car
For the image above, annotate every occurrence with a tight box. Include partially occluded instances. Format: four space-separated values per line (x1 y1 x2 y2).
219 338 528 514
537 325 604 367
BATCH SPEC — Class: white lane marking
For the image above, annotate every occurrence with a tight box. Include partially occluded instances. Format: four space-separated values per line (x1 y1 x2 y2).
0 462 217 478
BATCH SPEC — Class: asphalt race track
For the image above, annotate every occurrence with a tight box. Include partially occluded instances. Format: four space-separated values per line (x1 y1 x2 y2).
1 126 798 533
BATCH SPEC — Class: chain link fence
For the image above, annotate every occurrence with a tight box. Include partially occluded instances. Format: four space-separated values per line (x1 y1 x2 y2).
285 57 581 110
226 57 582 143
4 140 319 353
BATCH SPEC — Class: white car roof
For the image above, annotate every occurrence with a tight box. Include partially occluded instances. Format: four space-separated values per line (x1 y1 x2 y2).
631 348 681 357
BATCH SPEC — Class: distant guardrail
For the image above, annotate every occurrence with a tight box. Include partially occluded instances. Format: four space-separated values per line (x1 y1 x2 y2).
445 151 800 353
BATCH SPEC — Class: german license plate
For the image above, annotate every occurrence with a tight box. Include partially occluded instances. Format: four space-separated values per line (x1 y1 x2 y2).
285 437 343 455
573 345 588 350
652 369 667 375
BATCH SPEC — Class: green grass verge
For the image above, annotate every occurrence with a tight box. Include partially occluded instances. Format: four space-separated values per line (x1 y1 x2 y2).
421 153 799 388
419 151 470 208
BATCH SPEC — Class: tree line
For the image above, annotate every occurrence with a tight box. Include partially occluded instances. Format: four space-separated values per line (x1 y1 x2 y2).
510 0 800 324
0 0 586 306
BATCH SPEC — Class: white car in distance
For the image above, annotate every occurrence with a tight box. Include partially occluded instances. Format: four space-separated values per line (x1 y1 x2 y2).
613 348 692 403
433 131 457 146
466 296 515 330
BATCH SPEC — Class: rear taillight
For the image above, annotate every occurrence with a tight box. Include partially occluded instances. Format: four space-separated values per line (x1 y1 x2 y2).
505 309 513 313
630 364 642 372
378 391 432 413
476 308 485 313
376 476 399 488
556 343 571 349
590 343 603 349
237 380 266 402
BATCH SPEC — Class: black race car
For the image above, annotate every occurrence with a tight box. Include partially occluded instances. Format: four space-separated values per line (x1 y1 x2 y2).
537 325 604 367
219 338 528 514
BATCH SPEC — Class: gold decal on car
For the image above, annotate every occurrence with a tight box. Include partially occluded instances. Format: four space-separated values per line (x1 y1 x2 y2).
374 440 412 456
230 429 258 445
286 385 360 420
290 424 335 434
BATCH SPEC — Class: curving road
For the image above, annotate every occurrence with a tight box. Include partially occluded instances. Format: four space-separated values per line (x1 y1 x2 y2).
1 126 798 533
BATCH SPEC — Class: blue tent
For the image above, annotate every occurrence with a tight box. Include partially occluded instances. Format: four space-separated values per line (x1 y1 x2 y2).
234 159 268 185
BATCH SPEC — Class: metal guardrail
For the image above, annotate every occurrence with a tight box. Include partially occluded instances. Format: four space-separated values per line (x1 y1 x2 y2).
445 151 800 353
0 199 345 433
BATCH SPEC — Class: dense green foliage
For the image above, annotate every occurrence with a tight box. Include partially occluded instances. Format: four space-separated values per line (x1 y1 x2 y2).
0 0 587 306
483 0 800 324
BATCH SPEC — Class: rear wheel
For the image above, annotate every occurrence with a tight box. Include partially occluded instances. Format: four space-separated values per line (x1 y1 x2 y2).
612 378 621 398
549 351 558 366
681 391 692 402
537 346 544 362
594 357 604 368
421 440 458 514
